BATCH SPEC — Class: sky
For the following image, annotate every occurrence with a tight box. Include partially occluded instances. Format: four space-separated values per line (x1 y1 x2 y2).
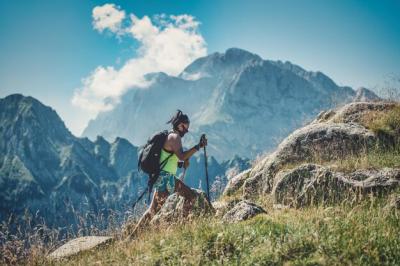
1 0 399 136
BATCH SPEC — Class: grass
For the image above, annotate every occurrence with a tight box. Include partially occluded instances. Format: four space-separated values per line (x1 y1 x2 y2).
329 148 400 173
31 195 400 266
363 105 400 137
311 103 400 173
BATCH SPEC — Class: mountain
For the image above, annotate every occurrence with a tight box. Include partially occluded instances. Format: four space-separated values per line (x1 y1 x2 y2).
82 48 380 161
0 94 248 230
353 87 381 102
0 94 143 229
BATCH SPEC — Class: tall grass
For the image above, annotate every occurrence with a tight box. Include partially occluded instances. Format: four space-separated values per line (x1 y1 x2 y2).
39 196 400 265
0 202 148 265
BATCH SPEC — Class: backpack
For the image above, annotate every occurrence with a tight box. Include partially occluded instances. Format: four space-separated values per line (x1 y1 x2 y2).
133 130 173 208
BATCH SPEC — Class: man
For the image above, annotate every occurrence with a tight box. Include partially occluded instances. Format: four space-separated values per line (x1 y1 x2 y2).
128 110 208 238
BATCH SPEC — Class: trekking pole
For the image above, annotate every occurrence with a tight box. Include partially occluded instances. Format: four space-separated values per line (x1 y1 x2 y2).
179 167 186 181
202 134 210 201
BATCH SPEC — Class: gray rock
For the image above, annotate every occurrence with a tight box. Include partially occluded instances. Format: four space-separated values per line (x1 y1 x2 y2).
314 101 396 124
48 236 113 259
245 122 376 197
227 101 399 200
212 199 241 218
222 200 266 223
150 189 214 225
272 164 400 207
223 169 251 196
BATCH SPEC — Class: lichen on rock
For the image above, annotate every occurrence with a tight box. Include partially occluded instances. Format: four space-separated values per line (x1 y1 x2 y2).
222 200 266 223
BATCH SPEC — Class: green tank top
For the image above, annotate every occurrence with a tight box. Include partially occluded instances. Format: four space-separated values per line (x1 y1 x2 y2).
160 148 179 175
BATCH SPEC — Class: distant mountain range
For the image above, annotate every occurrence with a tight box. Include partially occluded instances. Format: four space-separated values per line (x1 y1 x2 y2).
82 48 380 161
0 94 247 230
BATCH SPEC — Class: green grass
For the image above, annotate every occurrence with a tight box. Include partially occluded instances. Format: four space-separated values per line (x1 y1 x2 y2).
363 105 400 138
35 196 400 266
329 147 400 173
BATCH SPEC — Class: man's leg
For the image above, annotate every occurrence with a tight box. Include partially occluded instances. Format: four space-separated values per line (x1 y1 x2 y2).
175 178 197 201
174 179 199 216
127 190 168 239
174 178 214 216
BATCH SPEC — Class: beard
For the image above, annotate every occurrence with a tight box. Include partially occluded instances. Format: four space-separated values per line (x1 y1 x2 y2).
177 128 188 137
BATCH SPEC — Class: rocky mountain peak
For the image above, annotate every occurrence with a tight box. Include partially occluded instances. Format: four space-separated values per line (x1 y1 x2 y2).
0 93 74 150
353 87 381 102
179 47 262 79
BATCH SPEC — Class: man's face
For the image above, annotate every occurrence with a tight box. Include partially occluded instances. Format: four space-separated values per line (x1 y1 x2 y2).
177 122 189 137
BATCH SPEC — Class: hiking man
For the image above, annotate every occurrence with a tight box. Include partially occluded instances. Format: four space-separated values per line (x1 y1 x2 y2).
128 110 208 238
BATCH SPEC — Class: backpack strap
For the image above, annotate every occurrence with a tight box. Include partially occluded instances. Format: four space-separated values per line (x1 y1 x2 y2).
132 151 175 209
159 151 174 172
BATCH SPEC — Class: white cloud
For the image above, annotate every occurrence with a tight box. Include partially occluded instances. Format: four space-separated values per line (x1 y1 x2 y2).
92 3 126 34
72 5 207 114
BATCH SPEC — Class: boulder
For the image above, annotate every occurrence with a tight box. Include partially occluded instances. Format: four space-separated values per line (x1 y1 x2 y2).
222 200 266 223
48 236 113 259
272 163 400 207
150 189 214 225
212 199 241 218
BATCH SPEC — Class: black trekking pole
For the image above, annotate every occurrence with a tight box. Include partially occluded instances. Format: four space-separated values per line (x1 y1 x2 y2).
202 134 210 201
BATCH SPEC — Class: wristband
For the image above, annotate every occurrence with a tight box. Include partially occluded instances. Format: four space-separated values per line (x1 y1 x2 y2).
194 144 200 151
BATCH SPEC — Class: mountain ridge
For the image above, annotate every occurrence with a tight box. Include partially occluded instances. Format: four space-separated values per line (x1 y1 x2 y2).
82 47 380 161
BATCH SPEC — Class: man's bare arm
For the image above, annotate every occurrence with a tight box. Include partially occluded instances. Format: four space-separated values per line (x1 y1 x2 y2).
170 134 198 161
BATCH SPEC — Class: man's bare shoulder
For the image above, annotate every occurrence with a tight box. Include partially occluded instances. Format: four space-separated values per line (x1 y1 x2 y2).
167 132 181 142
168 132 180 138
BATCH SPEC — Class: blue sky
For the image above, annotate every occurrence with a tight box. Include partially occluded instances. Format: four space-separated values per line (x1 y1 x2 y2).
1 0 399 135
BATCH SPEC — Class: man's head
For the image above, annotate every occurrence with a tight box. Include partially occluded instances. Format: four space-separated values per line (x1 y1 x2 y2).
167 110 190 137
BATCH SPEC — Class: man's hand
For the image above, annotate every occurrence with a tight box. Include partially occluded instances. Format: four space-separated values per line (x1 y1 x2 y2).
199 134 208 148
183 159 190 169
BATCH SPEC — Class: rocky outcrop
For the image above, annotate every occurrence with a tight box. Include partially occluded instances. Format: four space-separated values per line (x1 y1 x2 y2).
222 200 266 223
150 189 214 225
243 122 376 197
272 164 400 207
314 101 396 124
223 169 251 196
224 101 398 201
